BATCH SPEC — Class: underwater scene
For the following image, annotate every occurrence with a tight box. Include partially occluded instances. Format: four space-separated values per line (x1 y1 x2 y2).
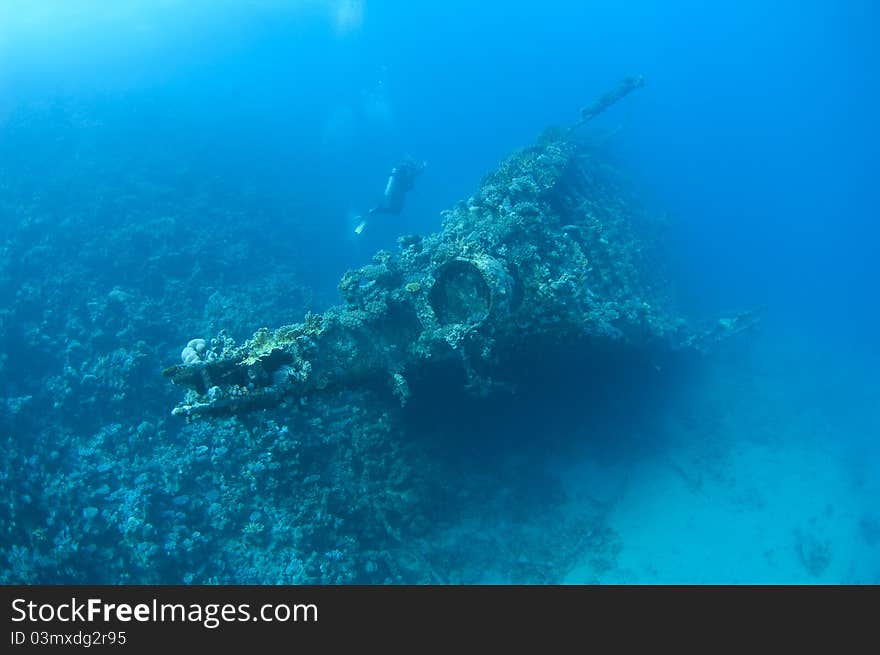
1 1 878 584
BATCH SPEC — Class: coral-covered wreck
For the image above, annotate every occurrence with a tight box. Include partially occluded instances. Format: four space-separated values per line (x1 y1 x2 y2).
164 104 755 418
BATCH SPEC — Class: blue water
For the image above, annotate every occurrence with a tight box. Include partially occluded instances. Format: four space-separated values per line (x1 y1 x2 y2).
1 1 878 583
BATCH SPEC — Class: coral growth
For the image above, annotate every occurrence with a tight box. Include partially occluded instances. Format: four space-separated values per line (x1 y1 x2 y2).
165 133 756 418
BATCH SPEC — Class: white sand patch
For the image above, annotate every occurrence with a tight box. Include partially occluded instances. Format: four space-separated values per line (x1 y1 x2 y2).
562 420 879 583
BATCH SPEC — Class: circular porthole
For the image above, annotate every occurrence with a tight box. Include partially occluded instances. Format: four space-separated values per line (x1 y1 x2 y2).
430 259 491 327
429 256 514 327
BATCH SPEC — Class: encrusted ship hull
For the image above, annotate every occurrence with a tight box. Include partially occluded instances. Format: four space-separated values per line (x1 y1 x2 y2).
164 129 755 418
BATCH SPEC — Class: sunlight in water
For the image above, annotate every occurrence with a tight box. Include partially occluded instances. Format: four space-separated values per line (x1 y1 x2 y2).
331 0 365 36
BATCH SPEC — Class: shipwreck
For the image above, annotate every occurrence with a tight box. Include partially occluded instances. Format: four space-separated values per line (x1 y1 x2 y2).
163 80 756 418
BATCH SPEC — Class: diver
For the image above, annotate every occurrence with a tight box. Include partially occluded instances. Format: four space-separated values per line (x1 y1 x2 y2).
572 75 645 131
354 157 426 234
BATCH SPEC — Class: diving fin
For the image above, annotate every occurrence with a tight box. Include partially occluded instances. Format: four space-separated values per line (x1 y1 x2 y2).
354 218 367 235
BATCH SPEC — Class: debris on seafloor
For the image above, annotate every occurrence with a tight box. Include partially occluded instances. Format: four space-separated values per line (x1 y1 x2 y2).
163 78 758 418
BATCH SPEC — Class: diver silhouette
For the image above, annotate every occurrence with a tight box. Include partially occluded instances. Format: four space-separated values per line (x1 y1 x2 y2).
571 75 645 132
355 157 426 235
